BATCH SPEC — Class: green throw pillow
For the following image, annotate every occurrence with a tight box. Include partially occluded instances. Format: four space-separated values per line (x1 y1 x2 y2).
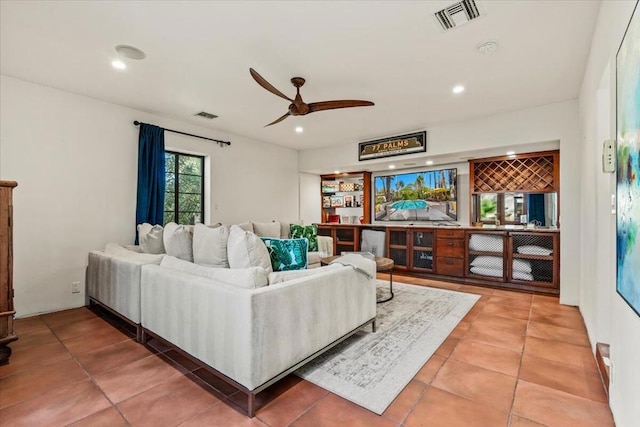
290 224 318 252
261 238 309 271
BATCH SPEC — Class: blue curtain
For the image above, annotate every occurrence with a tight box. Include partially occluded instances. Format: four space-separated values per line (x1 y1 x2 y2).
527 194 545 225
135 124 165 242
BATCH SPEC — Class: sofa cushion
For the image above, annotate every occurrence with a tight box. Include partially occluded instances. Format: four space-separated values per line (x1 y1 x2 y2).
227 225 273 272
104 243 164 264
307 251 321 266
290 224 318 252
279 220 303 239
193 223 230 268
268 263 341 285
252 221 281 238
193 224 229 268
137 223 166 254
236 221 253 232
160 255 268 289
163 222 194 262
261 238 308 272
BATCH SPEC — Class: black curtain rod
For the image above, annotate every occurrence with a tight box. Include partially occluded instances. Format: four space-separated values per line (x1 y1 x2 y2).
133 121 231 146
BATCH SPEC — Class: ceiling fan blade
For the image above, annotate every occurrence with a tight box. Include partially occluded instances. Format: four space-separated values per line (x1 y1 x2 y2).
265 112 290 127
249 68 293 102
308 100 374 113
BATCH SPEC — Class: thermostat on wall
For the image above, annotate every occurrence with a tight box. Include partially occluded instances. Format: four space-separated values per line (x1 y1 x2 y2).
603 139 616 173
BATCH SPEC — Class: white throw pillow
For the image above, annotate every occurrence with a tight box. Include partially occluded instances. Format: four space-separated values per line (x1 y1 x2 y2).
252 221 281 238
236 221 253 232
268 263 341 285
137 223 165 254
104 243 164 264
163 222 194 262
470 256 503 269
161 255 268 289
227 225 273 272
512 259 533 273
469 266 503 278
193 223 230 268
468 234 504 252
517 245 553 256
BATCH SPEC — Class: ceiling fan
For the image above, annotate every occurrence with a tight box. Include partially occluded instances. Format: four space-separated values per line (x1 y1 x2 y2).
249 68 374 127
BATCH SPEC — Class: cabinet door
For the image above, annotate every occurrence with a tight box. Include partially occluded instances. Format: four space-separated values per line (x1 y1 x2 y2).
335 226 360 254
466 231 507 282
387 229 408 269
509 232 558 288
411 230 434 271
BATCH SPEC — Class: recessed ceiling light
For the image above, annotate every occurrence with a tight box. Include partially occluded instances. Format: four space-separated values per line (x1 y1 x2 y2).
509 154 517 159
452 85 465 94
506 151 515 155
295 126 303 133
477 41 499 54
115 45 146 60
111 60 126 70
334 170 340 174
426 160 434 165
388 165 396 169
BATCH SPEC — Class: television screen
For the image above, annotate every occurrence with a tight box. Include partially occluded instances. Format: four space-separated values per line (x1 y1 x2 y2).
374 168 457 221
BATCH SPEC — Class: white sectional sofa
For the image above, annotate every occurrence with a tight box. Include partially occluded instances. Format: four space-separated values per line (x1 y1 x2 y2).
86 244 164 340
140 258 376 416
86 222 373 416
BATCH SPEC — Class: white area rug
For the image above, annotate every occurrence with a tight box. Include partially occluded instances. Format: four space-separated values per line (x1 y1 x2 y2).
296 280 480 414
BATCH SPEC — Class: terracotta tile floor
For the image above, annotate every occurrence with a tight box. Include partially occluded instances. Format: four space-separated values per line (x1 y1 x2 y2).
0 275 615 426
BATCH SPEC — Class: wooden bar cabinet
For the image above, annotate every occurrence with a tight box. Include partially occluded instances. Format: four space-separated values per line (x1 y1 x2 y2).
0 181 18 364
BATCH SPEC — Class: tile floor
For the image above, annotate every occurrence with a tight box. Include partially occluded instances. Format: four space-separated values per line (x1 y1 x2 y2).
0 275 615 426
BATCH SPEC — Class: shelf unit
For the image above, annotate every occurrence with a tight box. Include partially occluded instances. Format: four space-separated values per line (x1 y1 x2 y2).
315 224 560 294
320 172 371 224
470 150 559 194
469 150 560 226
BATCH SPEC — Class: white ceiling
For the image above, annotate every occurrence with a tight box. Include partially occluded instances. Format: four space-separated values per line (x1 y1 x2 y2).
0 1 600 151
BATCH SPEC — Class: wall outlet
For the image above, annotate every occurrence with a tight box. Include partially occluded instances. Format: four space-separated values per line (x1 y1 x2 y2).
71 281 81 294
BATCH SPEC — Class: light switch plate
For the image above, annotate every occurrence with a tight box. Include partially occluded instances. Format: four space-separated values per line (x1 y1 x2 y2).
603 139 616 173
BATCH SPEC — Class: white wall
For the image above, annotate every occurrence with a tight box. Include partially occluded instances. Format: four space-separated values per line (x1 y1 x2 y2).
299 100 580 305
0 75 299 317
299 172 321 225
578 2 639 426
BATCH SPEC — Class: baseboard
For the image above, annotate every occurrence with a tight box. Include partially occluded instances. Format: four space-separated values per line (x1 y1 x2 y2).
595 342 610 398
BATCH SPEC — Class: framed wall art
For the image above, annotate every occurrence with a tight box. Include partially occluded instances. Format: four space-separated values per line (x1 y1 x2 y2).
616 1 640 316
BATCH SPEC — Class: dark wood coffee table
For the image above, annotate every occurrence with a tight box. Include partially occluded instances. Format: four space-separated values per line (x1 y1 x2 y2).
320 255 395 303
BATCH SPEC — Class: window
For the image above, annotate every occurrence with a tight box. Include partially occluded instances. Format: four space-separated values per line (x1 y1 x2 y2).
474 192 527 224
164 151 204 225
478 193 498 222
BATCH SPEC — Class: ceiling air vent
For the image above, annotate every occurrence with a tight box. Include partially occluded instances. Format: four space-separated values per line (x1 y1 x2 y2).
194 111 218 119
435 0 481 31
